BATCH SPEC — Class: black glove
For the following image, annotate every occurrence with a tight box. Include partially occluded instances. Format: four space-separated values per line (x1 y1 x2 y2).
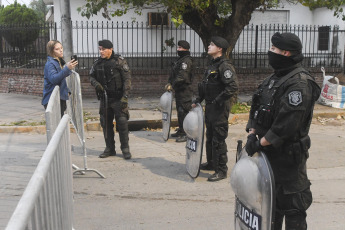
212 97 223 107
95 83 104 94
120 96 128 109
245 134 262 157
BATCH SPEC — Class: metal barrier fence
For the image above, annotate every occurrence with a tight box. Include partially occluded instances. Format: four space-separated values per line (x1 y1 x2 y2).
67 71 105 178
5 115 74 230
45 86 61 142
0 22 343 69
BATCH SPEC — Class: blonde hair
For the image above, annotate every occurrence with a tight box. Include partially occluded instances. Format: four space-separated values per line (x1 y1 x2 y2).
46 40 62 57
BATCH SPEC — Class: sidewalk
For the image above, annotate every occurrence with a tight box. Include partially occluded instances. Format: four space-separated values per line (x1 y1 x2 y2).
0 92 344 133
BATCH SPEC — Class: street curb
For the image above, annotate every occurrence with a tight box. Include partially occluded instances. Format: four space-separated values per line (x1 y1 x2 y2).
0 111 344 134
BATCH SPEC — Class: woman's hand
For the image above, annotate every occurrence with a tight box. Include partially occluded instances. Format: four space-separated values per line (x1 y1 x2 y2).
66 59 78 70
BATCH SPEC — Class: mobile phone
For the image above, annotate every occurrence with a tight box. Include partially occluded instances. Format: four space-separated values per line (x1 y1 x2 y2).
71 55 78 62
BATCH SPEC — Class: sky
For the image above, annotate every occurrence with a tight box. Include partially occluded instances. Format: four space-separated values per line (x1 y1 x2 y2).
1 0 33 6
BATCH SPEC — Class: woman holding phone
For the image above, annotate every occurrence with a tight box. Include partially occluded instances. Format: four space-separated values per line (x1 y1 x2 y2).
42 40 78 117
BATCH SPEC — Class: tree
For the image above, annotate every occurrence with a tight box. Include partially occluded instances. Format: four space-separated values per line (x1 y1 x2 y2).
78 0 345 56
29 0 50 23
0 1 40 52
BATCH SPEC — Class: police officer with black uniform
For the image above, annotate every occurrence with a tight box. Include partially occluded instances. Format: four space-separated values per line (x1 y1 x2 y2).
193 36 239 182
165 40 194 142
90 40 132 159
245 32 321 229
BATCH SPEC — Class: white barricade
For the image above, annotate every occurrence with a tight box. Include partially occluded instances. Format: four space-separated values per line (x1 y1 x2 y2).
5 115 74 230
67 70 105 178
45 86 61 142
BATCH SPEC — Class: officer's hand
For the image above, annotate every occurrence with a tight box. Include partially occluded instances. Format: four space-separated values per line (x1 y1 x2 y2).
212 98 223 107
245 134 262 157
120 96 128 109
165 83 172 92
95 84 104 94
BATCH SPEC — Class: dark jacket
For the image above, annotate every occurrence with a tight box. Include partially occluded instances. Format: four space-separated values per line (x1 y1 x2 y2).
90 52 131 99
168 53 194 102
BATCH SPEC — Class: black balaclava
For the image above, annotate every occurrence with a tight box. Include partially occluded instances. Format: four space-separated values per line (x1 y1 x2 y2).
178 50 190 57
268 32 304 70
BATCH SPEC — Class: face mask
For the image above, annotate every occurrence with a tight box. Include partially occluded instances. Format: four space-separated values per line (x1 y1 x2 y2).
267 51 296 70
177 50 190 57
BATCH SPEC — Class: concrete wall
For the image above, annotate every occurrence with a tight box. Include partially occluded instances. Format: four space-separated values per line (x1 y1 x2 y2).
0 67 339 99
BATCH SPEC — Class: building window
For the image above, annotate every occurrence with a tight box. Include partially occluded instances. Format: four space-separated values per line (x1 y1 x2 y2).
318 26 330 51
148 12 169 26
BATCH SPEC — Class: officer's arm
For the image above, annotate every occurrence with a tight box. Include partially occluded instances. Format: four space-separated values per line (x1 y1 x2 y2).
172 59 192 88
215 64 239 103
119 58 131 97
89 64 101 88
264 79 312 148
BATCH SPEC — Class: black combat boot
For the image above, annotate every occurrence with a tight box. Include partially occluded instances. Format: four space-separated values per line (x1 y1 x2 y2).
122 147 132 160
99 147 116 158
207 171 227 182
171 128 183 137
200 162 214 170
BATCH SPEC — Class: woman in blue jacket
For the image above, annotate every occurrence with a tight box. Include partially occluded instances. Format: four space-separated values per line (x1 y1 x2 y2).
42 40 78 117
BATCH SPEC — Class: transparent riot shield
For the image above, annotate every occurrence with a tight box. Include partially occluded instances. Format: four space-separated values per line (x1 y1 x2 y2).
159 91 173 141
183 103 205 178
230 147 275 230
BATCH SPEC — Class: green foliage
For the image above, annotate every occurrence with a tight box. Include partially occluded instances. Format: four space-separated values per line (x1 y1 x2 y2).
0 2 40 51
298 0 345 20
231 102 251 114
29 0 50 23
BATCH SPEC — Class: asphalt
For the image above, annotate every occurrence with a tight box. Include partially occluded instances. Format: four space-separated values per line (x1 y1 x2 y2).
1 92 345 229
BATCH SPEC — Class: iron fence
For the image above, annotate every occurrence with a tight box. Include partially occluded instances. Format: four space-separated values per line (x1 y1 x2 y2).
0 22 343 69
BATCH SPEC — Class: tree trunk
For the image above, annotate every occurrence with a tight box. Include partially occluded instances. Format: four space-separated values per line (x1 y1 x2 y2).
182 0 262 58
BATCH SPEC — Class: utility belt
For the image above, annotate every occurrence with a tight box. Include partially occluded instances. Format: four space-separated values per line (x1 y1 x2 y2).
106 90 123 99
283 135 311 163
285 135 311 153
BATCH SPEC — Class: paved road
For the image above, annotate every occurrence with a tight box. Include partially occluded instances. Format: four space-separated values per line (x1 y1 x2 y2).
1 121 344 229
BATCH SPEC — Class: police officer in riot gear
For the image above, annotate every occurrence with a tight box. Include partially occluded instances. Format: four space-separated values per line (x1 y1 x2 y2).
245 32 321 229
90 40 132 159
193 36 239 182
165 40 194 142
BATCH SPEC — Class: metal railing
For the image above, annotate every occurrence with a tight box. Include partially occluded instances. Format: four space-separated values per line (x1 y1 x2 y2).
0 22 343 69
67 71 105 178
45 86 61 142
5 115 74 230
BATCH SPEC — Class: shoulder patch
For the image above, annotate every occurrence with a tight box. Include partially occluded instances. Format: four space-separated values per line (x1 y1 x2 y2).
288 91 302 106
118 55 124 60
224 70 233 79
181 63 187 70
123 64 130 71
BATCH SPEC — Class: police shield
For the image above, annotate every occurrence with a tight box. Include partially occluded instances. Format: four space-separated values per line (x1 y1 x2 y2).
183 103 205 178
159 91 173 141
230 147 275 230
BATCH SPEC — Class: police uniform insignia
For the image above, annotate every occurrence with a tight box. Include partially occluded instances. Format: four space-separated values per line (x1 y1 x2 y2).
123 64 129 71
288 91 302 106
182 63 187 70
269 80 275 89
224 70 233 79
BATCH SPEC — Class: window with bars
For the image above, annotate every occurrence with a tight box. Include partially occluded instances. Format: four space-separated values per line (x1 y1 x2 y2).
318 26 330 51
148 12 169 26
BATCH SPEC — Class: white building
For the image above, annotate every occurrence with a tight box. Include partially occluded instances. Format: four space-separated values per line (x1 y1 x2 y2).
43 0 345 68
